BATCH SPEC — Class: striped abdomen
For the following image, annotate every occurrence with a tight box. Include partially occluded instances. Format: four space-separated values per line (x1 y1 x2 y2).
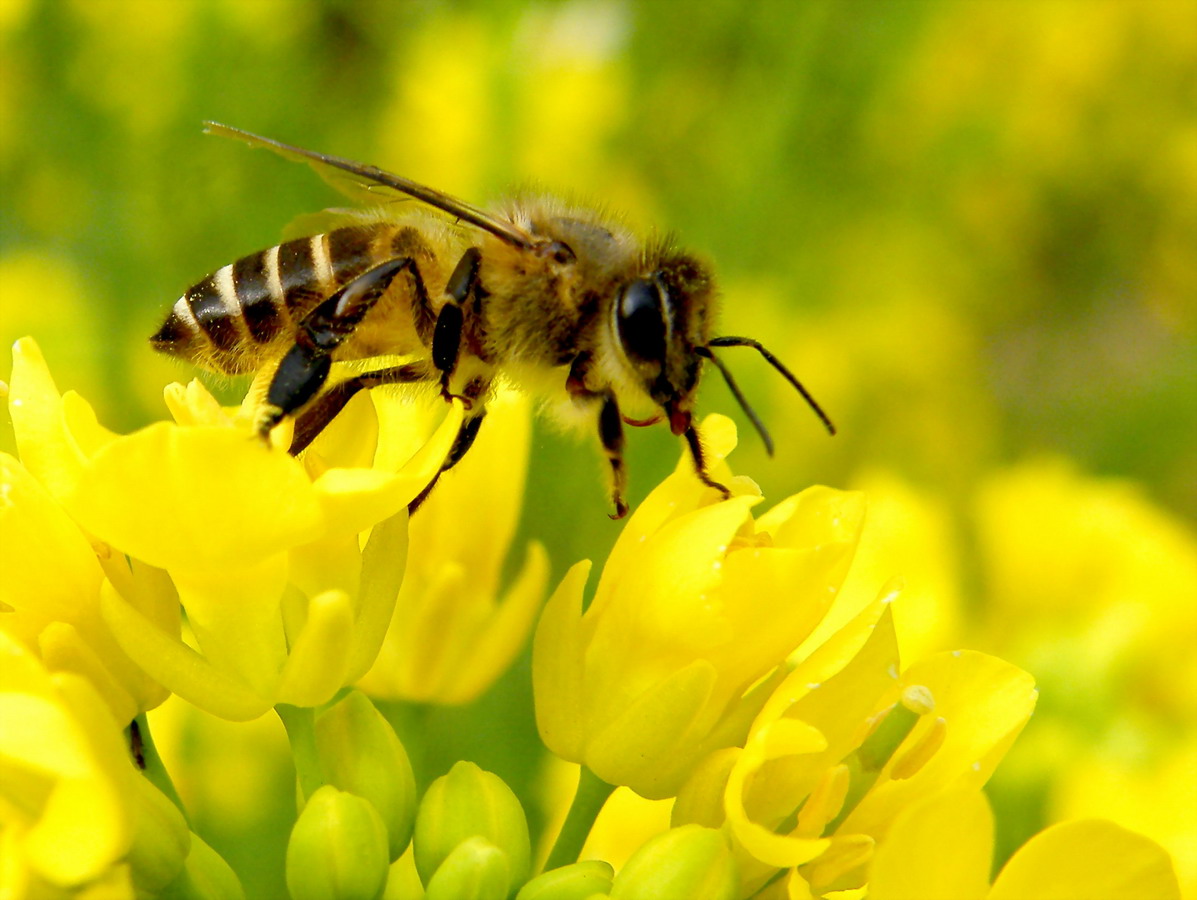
151 224 431 374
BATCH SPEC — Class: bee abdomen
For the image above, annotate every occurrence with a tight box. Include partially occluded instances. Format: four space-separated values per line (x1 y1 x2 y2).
151 225 405 374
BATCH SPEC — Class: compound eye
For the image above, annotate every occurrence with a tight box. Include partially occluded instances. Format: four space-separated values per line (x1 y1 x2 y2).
617 278 668 366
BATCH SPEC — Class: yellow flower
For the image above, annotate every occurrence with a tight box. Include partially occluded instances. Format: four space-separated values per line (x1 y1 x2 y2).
359 389 548 704
0 630 136 897
533 415 865 799
2 350 171 725
867 786 1181 900
672 585 1037 898
6 337 462 720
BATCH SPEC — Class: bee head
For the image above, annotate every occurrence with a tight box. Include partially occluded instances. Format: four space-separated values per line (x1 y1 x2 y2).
613 251 715 435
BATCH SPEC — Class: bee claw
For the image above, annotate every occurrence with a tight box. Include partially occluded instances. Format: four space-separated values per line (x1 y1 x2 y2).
609 496 629 520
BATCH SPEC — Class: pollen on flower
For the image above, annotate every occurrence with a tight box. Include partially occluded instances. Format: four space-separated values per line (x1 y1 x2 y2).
900 684 935 715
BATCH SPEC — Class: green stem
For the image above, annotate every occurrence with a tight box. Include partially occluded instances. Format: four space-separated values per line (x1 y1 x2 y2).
131 714 188 823
276 704 325 801
542 767 616 873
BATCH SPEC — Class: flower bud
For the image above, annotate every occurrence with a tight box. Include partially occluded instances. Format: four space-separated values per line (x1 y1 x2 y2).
161 832 246 900
126 773 190 893
315 690 417 859
286 785 390 900
413 761 531 892
515 860 614 900
424 836 511 900
609 826 737 900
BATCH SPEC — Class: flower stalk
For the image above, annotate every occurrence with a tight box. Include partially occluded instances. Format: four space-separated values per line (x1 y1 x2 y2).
542 767 617 873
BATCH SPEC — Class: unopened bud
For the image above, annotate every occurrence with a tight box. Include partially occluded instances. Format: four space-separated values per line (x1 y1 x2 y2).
315 690 417 859
127 773 190 892
286 785 389 900
516 860 614 900
609 825 737 900
414 762 530 891
160 833 246 900
424 836 511 900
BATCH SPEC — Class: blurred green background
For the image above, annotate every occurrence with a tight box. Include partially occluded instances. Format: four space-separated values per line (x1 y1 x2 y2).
2 0 1194 896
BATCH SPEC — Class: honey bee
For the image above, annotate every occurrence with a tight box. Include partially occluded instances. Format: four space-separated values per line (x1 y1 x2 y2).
152 124 834 518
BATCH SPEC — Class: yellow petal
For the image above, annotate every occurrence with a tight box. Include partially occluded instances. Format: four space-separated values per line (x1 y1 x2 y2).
69 423 323 570
310 401 463 537
25 671 133 887
440 541 549 704
172 558 289 696
7 337 89 503
0 452 102 624
866 786 992 900
725 718 831 868
345 510 409 681
533 560 592 762
38 622 139 725
838 651 1037 840
276 589 355 707
988 819 1181 900
99 579 271 721
162 379 233 428
584 659 717 799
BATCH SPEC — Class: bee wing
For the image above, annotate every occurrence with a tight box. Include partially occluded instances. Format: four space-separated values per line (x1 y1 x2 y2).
204 122 537 250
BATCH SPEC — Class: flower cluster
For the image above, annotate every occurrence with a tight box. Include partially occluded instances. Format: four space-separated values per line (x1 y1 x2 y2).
1 338 1183 899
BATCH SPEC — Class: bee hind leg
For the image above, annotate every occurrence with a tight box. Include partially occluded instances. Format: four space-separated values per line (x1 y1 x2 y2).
289 361 435 454
258 257 421 440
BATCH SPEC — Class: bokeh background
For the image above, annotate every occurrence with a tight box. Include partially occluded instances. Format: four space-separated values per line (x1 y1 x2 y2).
2 0 1194 896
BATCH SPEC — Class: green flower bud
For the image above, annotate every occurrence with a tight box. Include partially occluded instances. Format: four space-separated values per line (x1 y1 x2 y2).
413 761 531 892
424 836 511 900
515 860 614 900
127 773 190 892
286 785 390 900
609 826 737 900
315 690 418 859
160 833 246 900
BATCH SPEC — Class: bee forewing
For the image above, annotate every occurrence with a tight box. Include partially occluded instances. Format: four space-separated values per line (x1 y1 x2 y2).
204 122 537 250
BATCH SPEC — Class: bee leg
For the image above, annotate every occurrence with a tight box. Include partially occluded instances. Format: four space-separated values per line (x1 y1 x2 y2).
408 410 487 515
431 248 482 405
289 361 436 454
682 425 732 500
257 257 417 438
598 395 630 520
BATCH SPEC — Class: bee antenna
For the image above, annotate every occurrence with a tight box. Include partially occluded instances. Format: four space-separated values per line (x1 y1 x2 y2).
696 346 775 455
706 336 836 437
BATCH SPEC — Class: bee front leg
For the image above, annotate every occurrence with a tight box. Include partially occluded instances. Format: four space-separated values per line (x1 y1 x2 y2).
598 395 630 520
682 425 732 500
257 257 414 439
431 247 482 406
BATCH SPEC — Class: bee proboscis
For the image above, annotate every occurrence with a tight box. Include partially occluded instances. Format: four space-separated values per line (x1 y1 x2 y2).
151 123 834 518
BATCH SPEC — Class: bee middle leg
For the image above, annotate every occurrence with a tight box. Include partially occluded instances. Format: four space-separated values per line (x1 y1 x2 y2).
258 256 423 439
406 409 487 515
429 247 482 405
598 395 630 520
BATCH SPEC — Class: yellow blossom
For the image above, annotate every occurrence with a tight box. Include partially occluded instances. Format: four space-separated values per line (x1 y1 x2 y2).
672 583 1037 897
533 415 865 799
6 338 462 720
867 786 1181 900
1 446 171 724
0 630 136 897
359 389 548 704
